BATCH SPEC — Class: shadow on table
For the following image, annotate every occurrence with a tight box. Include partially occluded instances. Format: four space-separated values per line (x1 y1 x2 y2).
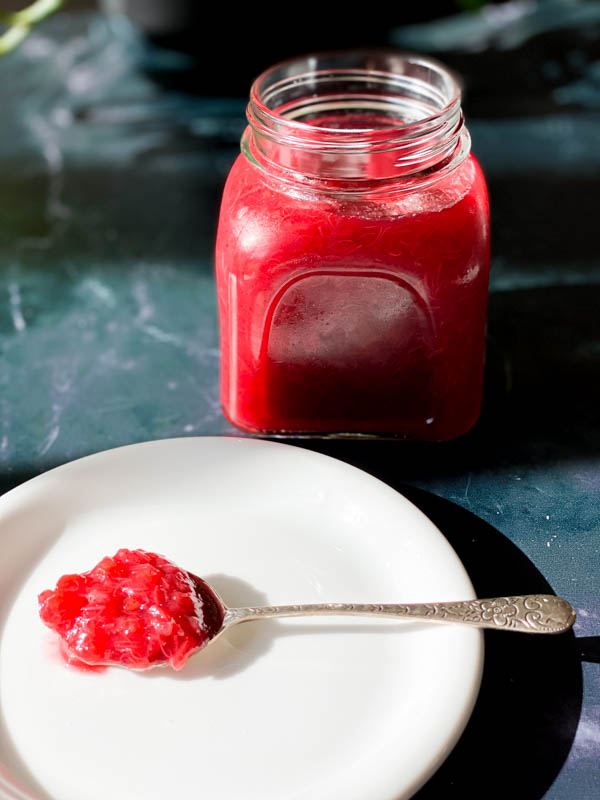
576 637 600 664
398 487 583 800
290 284 600 483
259 284 600 537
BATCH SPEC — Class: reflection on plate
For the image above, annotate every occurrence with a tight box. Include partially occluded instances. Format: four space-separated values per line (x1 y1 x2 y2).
0 437 482 800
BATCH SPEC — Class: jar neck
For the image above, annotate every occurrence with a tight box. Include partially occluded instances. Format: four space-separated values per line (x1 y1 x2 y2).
244 51 470 195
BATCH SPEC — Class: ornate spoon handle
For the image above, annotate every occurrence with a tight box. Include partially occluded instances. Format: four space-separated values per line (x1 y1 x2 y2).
226 594 575 634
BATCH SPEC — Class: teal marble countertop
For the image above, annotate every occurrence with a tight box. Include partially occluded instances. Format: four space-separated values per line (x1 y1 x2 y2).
0 10 598 799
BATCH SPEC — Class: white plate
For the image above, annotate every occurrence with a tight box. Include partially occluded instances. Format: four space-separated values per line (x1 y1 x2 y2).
0 437 482 800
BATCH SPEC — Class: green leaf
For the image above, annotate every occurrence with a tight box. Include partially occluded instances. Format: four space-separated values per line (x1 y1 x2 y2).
0 22 29 54
0 0 63 55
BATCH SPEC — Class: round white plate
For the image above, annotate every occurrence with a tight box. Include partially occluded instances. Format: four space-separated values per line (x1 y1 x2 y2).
0 437 482 800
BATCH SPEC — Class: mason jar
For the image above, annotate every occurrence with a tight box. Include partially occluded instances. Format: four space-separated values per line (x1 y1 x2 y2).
215 51 490 440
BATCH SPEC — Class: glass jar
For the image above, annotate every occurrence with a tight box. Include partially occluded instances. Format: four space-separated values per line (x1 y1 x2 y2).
215 51 490 440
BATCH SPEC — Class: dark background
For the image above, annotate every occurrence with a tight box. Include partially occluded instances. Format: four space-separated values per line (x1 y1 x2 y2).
30 0 600 120
6 0 599 108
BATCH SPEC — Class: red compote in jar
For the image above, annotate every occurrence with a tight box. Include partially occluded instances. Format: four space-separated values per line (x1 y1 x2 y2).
215 51 490 440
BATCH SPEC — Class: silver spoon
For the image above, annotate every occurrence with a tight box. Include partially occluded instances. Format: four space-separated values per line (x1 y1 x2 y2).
197 579 576 648
42 559 576 673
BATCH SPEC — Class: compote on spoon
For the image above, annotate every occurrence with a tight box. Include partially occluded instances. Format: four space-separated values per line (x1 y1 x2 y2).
39 549 576 672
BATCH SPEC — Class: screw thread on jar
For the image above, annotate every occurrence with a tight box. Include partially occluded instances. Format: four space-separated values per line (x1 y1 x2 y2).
244 50 470 193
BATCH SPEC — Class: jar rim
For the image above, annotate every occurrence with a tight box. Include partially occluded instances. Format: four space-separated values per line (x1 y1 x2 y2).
248 49 463 142
244 49 469 190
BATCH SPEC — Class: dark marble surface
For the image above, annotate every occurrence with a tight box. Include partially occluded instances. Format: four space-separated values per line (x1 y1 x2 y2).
0 8 598 799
